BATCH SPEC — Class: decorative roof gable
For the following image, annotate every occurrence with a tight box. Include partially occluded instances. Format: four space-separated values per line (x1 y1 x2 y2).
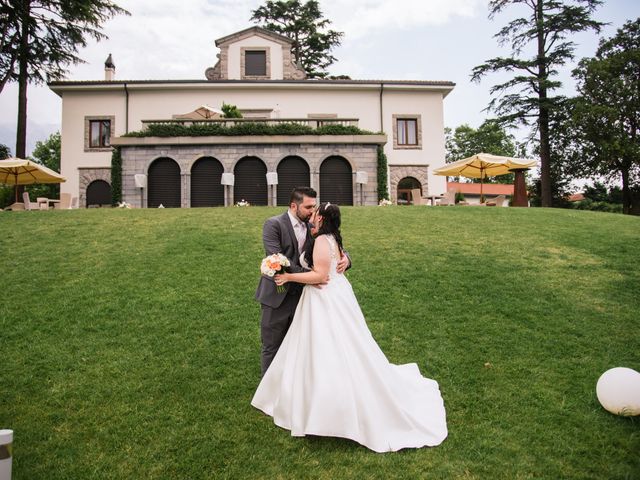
215 26 294 47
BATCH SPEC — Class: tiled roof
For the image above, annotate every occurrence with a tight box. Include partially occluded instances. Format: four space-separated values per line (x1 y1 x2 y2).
48 79 455 87
447 182 514 195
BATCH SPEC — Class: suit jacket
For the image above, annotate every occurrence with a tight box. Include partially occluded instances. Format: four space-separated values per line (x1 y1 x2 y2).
255 212 312 308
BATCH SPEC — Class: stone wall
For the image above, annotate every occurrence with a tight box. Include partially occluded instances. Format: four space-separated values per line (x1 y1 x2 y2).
389 165 430 204
78 167 111 208
119 143 380 208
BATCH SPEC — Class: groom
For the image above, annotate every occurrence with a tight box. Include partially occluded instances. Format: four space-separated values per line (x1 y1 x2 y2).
255 186 350 375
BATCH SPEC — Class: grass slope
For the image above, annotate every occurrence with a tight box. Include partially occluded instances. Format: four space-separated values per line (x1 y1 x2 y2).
1 207 638 479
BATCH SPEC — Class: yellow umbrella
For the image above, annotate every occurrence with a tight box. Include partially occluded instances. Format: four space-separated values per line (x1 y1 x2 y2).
433 153 537 200
0 157 66 202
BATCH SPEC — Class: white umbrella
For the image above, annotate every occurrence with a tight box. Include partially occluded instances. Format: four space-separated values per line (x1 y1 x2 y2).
0 157 66 202
433 153 537 200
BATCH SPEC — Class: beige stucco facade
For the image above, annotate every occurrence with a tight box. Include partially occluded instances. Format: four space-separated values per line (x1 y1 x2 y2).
49 26 454 207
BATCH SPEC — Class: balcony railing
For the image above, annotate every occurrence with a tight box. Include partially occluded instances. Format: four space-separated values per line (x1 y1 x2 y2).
140 117 359 129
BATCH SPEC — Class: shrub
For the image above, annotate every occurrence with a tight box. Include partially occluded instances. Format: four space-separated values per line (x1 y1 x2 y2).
111 147 122 206
376 146 389 201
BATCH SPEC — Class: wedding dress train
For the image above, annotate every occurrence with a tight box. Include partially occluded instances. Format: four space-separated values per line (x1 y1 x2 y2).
251 235 447 452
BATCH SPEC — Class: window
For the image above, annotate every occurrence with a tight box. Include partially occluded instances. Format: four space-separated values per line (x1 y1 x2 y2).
89 120 111 148
397 118 417 146
245 50 266 76
392 114 422 149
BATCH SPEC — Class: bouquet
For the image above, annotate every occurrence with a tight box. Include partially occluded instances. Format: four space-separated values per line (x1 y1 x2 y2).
260 253 291 293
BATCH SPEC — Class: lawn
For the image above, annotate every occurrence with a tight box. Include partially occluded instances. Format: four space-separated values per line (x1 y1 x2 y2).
1 206 638 479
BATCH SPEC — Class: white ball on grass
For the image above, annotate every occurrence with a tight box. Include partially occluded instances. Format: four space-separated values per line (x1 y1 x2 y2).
596 367 640 416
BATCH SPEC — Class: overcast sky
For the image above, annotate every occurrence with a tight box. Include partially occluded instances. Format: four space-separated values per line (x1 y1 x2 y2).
0 0 637 155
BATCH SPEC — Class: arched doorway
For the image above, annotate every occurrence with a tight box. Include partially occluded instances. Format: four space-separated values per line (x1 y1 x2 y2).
319 156 353 205
234 157 268 206
86 180 111 207
148 157 181 208
397 176 422 205
191 157 224 207
276 156 310 206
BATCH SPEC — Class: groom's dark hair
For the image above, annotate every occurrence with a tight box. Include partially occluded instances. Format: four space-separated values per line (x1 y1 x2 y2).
289 186 317 205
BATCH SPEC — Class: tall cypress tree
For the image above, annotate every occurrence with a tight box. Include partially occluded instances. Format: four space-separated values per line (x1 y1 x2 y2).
471 0 604 207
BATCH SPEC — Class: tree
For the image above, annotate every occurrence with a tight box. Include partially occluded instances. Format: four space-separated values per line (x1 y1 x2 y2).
445 120 519 184
0 0 128 161
0 143 9 159
221 102 243 118
571 19 640 214
250 0 343 78
471 0 604 207
23 131 61 200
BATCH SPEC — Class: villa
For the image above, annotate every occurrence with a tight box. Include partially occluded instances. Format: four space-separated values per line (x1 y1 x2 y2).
49 26 455 208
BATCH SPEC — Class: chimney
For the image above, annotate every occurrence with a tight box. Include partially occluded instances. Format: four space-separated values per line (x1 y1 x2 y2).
104 54 115 81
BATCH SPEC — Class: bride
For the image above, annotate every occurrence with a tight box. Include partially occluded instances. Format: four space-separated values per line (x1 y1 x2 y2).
251 202 447 453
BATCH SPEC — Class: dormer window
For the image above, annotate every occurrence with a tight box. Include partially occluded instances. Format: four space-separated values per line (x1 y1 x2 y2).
246 50 266 75
241 47 270 79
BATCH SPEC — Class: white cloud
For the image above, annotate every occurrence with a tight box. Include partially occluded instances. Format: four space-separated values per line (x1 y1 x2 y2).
323 0 485 38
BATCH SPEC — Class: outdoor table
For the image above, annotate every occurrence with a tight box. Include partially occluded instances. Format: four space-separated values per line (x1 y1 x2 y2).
426 195 444 206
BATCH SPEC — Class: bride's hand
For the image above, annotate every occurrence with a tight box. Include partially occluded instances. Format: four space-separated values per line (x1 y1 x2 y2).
274 273 288 286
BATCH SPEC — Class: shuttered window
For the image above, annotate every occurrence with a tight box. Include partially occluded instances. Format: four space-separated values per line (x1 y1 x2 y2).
245 50 266 76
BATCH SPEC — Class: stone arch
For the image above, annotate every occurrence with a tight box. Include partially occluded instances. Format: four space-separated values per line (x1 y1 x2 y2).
389 166 429 205
79 167 111 208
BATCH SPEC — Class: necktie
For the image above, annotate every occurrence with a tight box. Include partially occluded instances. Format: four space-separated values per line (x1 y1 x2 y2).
295 222 305 252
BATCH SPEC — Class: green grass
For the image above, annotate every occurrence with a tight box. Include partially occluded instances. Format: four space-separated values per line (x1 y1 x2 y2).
1 206 638 479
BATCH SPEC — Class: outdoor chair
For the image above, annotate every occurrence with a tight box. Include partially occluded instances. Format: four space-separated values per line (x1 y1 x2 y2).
54 193 72 209
485 195 506 207
4 202 25 211
70 196 78 209
411 189 425 205
22 192 38 211
436 190 456 206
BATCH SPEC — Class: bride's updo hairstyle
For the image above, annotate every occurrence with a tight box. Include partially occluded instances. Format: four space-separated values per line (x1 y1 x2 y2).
304 202 344 268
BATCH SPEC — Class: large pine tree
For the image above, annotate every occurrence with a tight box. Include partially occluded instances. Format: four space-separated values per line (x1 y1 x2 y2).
471 0 604 207
251 0 343 78
0 0 128 159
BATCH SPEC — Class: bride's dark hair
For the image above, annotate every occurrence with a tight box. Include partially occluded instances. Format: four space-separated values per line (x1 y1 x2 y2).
304 202 344 268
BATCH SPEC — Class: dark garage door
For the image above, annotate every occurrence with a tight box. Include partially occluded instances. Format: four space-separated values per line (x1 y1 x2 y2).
320 156 353 205
277 156 310 206
191 157 224 207
234 157 267 206
148 157 181 208
86 180 111 207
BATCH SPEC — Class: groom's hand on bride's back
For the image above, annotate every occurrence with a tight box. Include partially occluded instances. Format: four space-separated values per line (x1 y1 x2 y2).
336 252 350 274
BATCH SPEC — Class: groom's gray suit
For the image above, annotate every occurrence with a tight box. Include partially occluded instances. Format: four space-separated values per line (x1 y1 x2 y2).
255 211 312 375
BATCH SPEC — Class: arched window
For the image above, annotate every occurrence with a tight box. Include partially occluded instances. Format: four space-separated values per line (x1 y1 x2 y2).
319 156 353 205
148 157 181 208
276 156 310 206
191 157 224 207
234 157 268 206
397 177 422 205
86 180 111 208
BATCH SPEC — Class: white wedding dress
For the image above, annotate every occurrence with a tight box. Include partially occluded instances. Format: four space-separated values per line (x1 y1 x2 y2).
251 234 447 453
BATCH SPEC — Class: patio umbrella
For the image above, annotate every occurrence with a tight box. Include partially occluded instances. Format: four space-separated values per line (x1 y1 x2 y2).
0 157 66 202
432 153 537 200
